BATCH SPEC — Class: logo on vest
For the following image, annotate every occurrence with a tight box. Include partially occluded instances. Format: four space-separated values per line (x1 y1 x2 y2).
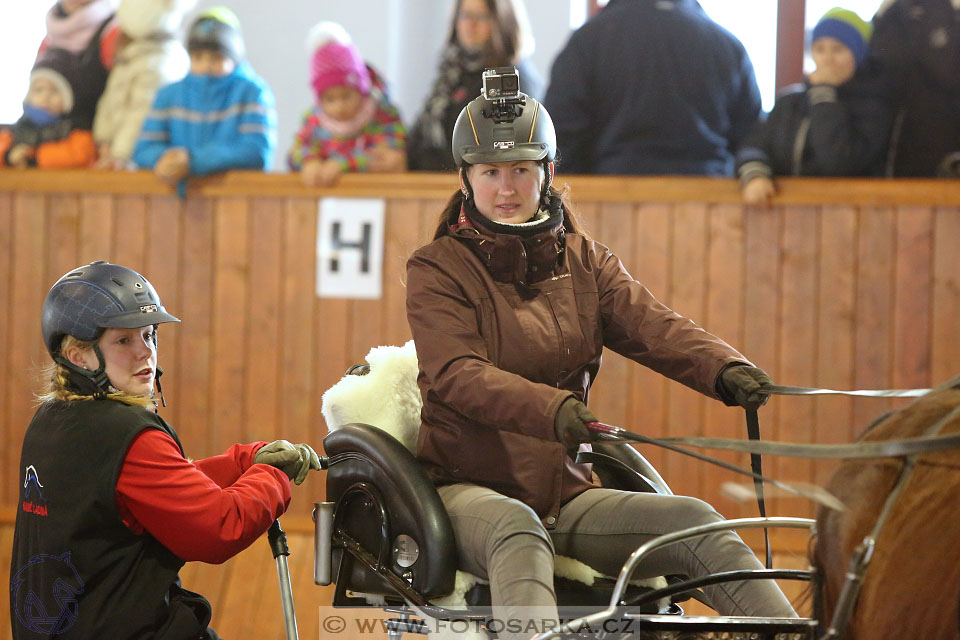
11 552 85 635
22 464 48 517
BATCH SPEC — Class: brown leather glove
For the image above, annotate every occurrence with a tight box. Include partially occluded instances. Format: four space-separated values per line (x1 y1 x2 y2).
554 397 597 456
718 365 774 411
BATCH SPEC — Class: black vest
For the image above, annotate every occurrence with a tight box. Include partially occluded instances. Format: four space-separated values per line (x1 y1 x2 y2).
10 398 213 640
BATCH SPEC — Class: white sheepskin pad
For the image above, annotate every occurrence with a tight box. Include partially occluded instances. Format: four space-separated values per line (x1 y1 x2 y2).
321 340 423 452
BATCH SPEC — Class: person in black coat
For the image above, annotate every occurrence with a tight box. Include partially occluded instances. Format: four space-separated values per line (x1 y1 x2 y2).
543 0 761 176
736 8 894 205
871 0 960 177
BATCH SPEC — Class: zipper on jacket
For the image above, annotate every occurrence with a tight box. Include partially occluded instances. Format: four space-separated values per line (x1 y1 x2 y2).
544 292 569 386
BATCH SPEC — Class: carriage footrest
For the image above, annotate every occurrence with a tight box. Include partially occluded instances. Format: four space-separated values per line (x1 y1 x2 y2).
385 617 430 636
622 613 817 635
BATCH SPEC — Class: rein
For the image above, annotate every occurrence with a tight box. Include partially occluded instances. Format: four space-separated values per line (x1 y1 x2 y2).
587 383 960 640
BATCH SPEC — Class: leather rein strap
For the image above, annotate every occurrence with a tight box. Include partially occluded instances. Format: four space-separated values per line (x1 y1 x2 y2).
745 408 772 568
586 384 960 571
750 385 929 569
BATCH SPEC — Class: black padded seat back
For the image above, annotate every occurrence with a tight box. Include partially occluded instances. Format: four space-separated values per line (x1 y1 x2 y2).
324 423 457 598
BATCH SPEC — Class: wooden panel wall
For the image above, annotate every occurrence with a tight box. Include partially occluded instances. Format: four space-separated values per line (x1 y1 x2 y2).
2 170 957 638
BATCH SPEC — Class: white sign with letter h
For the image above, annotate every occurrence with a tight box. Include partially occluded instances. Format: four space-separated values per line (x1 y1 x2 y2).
316 197 385 299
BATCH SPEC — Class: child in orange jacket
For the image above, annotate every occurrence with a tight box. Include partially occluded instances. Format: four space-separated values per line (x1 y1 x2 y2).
1 50 96 168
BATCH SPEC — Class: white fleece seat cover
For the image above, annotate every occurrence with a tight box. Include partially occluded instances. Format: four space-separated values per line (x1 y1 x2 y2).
320 341 667 612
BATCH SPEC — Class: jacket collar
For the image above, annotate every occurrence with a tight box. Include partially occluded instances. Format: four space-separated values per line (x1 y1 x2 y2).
449 201 566 291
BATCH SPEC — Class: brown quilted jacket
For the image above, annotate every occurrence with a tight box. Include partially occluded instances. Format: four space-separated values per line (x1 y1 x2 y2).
406 214 748 527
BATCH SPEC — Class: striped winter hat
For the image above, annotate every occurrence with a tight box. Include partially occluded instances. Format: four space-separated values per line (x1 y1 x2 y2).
812 7 873 66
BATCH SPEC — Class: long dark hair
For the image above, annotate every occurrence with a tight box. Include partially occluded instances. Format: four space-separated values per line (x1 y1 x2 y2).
446 0 532 66
432 178 587 241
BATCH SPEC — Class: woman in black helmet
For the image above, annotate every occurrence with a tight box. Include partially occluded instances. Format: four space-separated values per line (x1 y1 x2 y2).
10 261 321 640
405 71 796 639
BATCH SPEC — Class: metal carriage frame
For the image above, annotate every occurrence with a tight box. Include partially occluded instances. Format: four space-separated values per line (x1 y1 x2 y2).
311 422 821 640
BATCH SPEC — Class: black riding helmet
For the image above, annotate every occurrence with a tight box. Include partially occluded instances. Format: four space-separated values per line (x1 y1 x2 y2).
451 84 557 168
41 261 180 394
451 68 557 203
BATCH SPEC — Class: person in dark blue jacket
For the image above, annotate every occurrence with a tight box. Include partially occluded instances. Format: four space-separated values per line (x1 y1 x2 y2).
543 0 761 176
133 6 276 193
736 8 894 205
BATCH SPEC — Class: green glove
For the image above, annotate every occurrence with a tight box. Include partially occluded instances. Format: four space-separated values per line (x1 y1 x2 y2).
718 365 774 411
255 440 322 485
554 397 597 456
291 442 323 485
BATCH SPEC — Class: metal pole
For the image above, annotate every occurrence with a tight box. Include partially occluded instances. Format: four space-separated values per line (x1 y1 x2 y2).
268 520 300 640
313 502 334 586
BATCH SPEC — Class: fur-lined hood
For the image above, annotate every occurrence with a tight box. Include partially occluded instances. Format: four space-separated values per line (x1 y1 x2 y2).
116 0 195 39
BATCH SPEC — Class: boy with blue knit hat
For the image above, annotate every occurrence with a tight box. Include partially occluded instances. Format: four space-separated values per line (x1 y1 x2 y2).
133 6 276 194
735 7 894 205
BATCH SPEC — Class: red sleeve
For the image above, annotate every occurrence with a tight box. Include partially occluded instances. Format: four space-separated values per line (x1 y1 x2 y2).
192 441 268 488
99 23 121 69
115 429 291 564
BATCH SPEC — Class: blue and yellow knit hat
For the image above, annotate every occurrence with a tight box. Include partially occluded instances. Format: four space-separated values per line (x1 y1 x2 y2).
812 8 872 67
187 6 245 63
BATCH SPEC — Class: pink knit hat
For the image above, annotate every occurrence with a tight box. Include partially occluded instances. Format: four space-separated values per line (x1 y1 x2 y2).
308 22 371 98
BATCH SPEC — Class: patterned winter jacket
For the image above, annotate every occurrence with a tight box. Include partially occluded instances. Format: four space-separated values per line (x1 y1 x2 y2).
287 66 405 172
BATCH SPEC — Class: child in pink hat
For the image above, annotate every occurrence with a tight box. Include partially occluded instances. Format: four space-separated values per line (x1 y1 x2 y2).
288 22 406 187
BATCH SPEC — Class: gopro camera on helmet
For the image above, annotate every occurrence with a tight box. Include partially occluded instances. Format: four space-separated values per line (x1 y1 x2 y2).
481 67 521 101
480 67 526 125
451 67 556 167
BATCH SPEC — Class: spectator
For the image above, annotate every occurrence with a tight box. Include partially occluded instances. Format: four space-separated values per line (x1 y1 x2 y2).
544 0 761 175
287 21 406 188
133 7 276 194
0 51 97 169
871 0 960 176
93 0 194 169
406 0 542 171
38 0 122 130
737 8 894 205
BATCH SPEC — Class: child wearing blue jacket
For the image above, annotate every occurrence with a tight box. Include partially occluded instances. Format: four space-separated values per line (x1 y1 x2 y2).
133 6 276 192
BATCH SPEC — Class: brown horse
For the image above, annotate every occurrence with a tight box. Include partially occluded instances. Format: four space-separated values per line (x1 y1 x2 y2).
814 375 960 640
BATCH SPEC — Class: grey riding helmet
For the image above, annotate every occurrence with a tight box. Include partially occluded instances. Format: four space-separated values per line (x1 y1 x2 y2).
451 92 557 167
41 261 180 361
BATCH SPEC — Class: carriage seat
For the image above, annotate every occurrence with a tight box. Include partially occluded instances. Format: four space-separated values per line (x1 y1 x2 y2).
319 341 676 612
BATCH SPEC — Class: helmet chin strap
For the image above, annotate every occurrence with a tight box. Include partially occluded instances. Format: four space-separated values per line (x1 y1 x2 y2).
150 324 168 408
155 366 166 407
459 168 473 202
540 161 555 208
55 342 112 397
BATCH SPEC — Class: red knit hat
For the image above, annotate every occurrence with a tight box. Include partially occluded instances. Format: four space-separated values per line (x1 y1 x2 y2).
308 21 371 98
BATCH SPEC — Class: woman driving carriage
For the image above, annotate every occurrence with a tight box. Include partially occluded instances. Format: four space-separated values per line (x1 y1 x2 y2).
9 262 321 640
404 69 797 638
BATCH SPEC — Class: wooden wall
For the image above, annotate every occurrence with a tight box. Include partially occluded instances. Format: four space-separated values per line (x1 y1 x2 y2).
2 169 958 637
